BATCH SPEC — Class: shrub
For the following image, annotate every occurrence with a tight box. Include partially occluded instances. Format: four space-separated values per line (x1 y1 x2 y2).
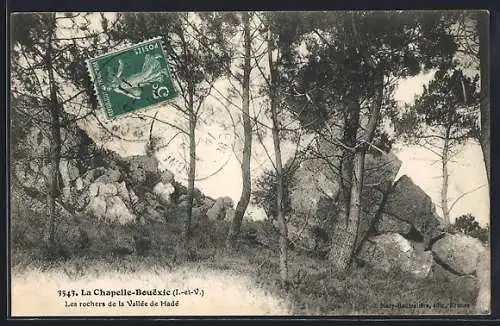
452 213 489 243
252 161 299 220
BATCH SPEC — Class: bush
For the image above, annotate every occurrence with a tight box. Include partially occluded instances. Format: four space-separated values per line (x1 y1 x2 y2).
452 213 489 243
252 161 299 220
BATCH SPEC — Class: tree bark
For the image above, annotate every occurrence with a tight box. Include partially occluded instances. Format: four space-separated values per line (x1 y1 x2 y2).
227 12 253 251
333 146 365 271
478 12 490 184
340 101 361 223
330 75 383 273
441 130 451 225
46 14 62 246
268 25 288 290
184 90 196 248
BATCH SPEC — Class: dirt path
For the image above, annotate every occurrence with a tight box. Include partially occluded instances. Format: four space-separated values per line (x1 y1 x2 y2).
11 265 292 316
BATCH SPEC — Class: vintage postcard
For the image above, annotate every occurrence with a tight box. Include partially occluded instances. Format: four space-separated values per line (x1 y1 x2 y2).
9 11 491 317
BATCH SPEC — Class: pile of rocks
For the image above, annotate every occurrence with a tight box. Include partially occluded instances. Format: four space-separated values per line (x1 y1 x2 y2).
287 143 488 295
58 151 235 227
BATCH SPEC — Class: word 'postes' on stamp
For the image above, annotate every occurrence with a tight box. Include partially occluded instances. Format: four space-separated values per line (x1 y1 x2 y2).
87 37 177 119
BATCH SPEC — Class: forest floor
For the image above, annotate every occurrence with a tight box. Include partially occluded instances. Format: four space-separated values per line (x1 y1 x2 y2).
11 240 479 317
10 204 480 316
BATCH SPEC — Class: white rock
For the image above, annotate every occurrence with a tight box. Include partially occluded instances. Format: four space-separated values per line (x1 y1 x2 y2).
98 183 118 197
358 233 427 276
207 197 226 221
89 183 99 197
88 196 107 220
129 189 139 204
106 196 135 225
116 181 130 202
59 160 71 188
476 247 491 314
75 177 84 191
68 164 80 181
223 196 234 208
432 233 486 275
62 186 72 203
409 251 434 279
153 182 175 205
225 207 235 221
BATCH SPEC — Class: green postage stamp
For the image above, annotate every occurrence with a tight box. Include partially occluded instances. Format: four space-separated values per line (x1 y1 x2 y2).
87 37 178 119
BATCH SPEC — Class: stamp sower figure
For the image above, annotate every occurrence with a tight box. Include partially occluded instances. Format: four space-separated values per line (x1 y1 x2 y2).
102 54 168 100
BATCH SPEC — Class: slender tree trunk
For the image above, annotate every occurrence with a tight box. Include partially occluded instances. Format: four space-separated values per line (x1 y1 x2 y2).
478 12 490 184
330 75 383 272
441 131 451 225
185 91 196 248
268 26 288 290
272 102 288 290
227 12 253 251
333 148 366 271
47 15 61 247
340 102 361 222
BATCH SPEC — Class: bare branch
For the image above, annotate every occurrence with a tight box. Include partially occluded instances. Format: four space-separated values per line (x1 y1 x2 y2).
134 112 188 136
448 184 488 215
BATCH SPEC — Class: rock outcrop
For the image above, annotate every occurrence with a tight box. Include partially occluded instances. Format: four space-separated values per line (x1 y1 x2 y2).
381 175 443 247
207 197 235 221
375 213 412 235
357 232 433 279
288 148 402 254
431 233 486 275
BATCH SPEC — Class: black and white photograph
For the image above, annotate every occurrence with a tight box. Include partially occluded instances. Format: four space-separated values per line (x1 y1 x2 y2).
9 10 491 316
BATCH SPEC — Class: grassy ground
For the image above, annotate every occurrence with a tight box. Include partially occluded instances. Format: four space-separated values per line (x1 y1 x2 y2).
10 205 480 316
11 242 479 316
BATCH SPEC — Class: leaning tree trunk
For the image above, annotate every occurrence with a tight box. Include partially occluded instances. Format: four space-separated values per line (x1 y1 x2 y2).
227 12 253 251
478 12 490 184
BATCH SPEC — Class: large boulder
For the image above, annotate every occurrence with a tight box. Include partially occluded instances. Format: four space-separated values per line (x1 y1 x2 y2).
207 196 234 221
153 182 175 205
116 181 131 203
375 213 412 235
98 183 118 197
105 196 136 225
357 232 433 278
160 169 175 184
289 148 402 256
59 159 80 186
382 175 443 246
431 233 486 275
428 261 480 305
85 172 137 224
87 196 107 220
355 151 401 248
126 155 159 185
94 168 121 183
